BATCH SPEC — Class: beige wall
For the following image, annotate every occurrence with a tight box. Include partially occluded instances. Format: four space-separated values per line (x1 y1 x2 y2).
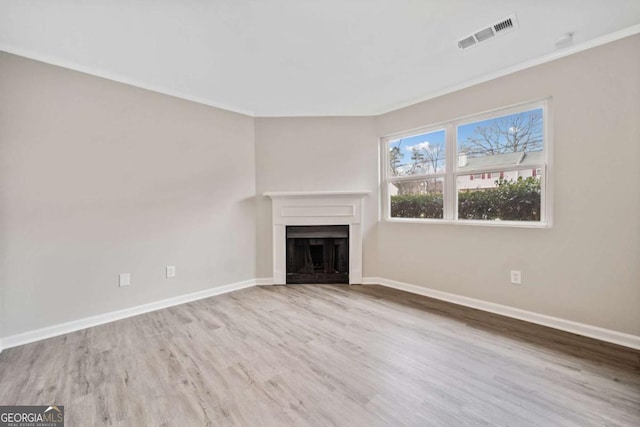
0 53 256 337
254 117 380 279
376 34 640 335
1 34 638 341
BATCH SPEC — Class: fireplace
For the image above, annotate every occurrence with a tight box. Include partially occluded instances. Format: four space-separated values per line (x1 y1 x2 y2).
286 225 349 284
264 190 369 285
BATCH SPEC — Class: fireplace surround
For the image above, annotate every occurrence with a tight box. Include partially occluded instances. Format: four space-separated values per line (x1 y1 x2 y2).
264 191 370 285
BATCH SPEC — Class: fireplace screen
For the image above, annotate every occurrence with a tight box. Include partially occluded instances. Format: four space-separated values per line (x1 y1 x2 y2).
286 225 349 284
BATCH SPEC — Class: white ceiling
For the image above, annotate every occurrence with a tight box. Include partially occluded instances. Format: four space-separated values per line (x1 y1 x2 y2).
1 1 639 117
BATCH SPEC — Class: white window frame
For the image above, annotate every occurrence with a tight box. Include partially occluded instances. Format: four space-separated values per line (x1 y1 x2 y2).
380 98 552 228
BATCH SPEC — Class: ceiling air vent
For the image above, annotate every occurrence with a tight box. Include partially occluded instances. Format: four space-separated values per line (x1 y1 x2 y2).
457 13 519 50
474 27 495 42
457 36 477 50
494 17 514 33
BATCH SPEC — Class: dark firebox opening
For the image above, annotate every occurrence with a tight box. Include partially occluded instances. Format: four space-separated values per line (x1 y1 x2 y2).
286 225 349 284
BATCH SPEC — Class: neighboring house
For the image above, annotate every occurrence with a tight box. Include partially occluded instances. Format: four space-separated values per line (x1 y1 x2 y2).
390 160 443 196
389 150 542 196
389 178 442 196
457 151 542 191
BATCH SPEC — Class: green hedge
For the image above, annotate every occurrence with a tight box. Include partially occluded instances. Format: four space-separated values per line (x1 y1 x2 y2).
391 177 540 221
390 193 444 219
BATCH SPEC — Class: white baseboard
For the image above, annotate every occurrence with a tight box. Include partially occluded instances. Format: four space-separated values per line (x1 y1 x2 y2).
363 277 640 350
3 277 638 352
1 279 257 351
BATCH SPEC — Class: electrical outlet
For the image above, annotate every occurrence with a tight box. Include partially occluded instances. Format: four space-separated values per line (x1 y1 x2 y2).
166 265 176 278
510 270 522 285
119 273 131 287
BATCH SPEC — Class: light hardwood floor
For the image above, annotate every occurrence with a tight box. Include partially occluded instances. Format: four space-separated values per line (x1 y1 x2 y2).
0 285 639 426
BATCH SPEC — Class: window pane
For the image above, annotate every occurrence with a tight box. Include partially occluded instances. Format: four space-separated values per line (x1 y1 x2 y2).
457 172 541 221
389 129 445 177
389 178 444 219
457 108 543 171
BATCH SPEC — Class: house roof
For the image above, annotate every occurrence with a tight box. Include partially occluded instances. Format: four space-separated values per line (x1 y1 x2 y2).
459 151 542 171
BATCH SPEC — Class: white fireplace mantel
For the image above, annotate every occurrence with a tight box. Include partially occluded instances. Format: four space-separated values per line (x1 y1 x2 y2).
264 190 370 285
264 190 371 199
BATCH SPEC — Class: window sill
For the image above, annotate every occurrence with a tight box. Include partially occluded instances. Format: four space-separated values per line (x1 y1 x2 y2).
383 218 551 229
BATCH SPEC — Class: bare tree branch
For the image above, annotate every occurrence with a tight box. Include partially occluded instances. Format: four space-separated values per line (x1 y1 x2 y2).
462 110 543 156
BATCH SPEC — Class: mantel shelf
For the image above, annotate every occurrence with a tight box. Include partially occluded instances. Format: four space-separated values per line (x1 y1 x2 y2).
264 190 370 199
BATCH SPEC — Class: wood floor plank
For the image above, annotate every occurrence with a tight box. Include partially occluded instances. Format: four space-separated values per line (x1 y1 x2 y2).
1 284 639 426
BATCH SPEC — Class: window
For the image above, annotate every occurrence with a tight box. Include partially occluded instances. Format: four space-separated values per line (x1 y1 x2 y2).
387 129 445 219
381 100 549 226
